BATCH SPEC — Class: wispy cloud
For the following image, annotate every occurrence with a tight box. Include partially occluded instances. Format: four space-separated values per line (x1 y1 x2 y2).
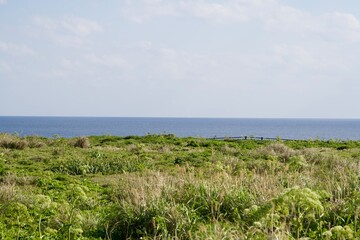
121 0 360 42
272 44 347 75
264 8 360 42
121 0 279 23
183 0 275 23
85 53 131 69
121 0 181 22
0 41 35 56
32 16 103 47
319 12 360 42
0 61 11 72
33 16 103 36
0 0 7 5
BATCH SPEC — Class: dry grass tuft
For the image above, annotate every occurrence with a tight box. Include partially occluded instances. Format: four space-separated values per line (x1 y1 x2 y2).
114 171 180 206
159 145 171 153
0 134 28 150
72 137 90 148
1 173 37 186
126 144 141 153
28 139 46 148
0 183 16 203
257 142 296 161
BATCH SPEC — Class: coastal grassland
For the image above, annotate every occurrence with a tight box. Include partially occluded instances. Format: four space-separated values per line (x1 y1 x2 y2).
0 133 360 239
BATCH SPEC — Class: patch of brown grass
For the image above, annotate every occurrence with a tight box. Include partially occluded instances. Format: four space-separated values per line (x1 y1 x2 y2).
256 142 296 162
0 134 28 150
72 137 90 148
0 182 16 203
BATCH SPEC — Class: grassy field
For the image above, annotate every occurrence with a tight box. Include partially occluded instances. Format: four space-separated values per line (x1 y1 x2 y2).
0 133 360 239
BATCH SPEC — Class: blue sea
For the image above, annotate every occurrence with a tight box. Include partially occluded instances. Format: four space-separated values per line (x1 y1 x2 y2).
0 117 359 140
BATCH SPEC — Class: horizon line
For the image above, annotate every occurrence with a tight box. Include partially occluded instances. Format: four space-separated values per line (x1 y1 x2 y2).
1 115 360 120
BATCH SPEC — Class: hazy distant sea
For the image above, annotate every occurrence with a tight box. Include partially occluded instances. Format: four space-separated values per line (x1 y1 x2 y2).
0 117 360 140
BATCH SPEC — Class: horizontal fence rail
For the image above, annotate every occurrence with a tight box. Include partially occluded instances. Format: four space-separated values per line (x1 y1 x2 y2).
207 136 295 141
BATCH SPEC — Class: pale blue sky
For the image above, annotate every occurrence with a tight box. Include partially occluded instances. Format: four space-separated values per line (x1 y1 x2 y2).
1 0 360 118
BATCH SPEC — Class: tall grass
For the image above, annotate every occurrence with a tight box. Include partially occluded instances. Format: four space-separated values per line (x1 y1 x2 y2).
0 134 28 150
71 137 90 148
0 135 360 238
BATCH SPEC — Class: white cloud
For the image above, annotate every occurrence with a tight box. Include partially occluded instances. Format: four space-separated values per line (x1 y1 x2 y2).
121 0 274 23
272 45 333 72
61 16 103 36
58 44 219 89
183 0 277 23
76 40 352 93
134 41 153 49
33 16 103 47
0 61 11 72
0 0 7 5
33 16 102 36
85 53 130 68
60 59 82 70
318 12 360 42
133 43 217 84
121 0 181 22
124 41 352 98
265 8 360 42
0 41 35 56
121 0 360 42
183 2 248 23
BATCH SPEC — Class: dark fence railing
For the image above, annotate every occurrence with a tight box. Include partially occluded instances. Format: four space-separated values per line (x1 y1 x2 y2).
207 136 295 141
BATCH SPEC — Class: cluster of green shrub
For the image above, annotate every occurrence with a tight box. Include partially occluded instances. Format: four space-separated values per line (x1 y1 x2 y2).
0 133 359 239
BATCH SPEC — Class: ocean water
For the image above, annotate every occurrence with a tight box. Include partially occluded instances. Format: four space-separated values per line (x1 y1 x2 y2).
0 117 359 140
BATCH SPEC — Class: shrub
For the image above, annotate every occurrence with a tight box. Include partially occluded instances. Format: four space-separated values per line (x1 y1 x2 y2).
0 134 28 150
257 143 296 162
72 137 90 148
257 187 326 238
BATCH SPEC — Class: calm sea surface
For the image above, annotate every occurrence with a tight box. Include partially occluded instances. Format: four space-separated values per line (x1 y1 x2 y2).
0 117 359 140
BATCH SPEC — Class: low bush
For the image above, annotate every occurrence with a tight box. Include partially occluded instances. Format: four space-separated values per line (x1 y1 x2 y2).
71 137 90 148
0 134 28 150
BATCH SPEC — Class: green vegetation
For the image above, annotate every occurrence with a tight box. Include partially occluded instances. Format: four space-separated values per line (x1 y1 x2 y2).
0 133 360 239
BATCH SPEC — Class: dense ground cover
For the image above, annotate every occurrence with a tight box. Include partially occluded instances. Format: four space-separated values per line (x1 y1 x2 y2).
0 133 359 239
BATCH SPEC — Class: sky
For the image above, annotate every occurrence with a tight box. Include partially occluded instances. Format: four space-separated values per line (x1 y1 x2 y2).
1 0 360 118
